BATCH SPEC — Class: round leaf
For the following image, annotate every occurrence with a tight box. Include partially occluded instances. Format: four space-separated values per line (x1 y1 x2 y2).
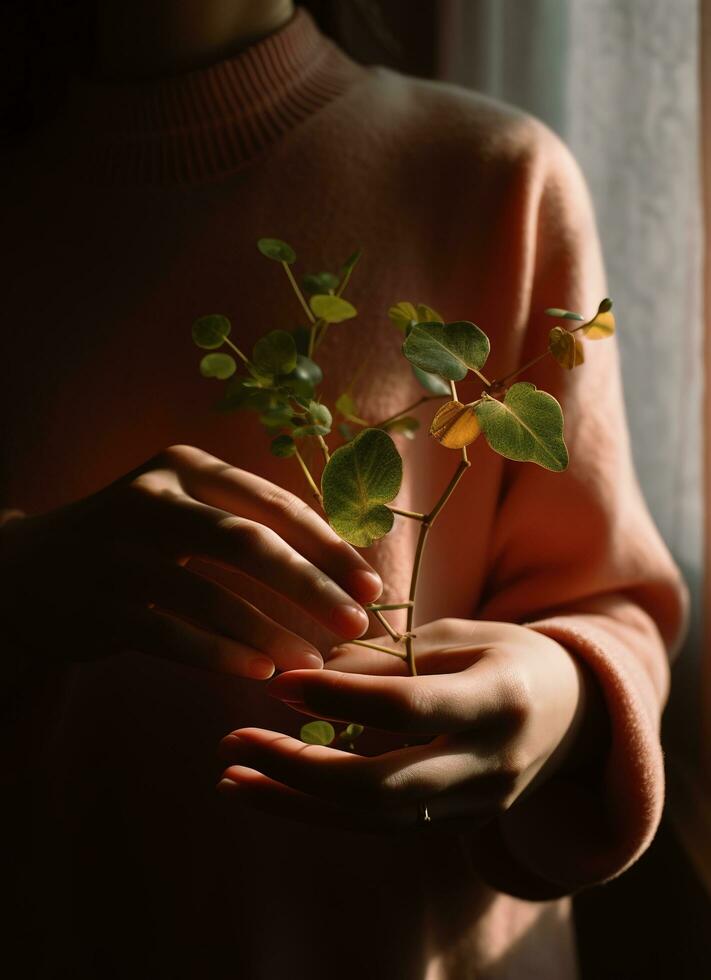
192 314 231 350
300 721 335 745
474 382 568 471
199 352 237 380
310 294 357 324
302 272 339 294
252 330 298 377
257 238 296 263
583 299 615 340
388 302 418 332
543 308 585 321
411 364 451 396
307 400 332 432
383 416 420 440
280 354 323 399
339 723 364 740
429 400 481 449
549 327 585 370
322 428 403 547
403 321 490 381
271 435 297 457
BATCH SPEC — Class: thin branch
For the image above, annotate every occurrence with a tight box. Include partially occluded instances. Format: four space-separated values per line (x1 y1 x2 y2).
375 395 441 429
371 609 403 642
282 261 316 324
365 602 414 611
388 506 427 521
293 447 322 505
316 435 331 464
349 638 407 659
222 336 250 367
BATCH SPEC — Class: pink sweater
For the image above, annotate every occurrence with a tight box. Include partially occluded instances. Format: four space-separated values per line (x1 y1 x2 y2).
1 9 689 978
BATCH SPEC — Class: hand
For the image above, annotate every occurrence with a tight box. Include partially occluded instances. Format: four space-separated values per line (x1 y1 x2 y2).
217 618 607 831
0 444 382 679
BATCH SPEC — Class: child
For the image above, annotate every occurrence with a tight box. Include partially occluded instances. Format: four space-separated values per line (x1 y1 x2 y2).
1 3 688 977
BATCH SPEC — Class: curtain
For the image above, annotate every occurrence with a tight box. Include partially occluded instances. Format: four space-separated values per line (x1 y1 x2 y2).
438 0 705 771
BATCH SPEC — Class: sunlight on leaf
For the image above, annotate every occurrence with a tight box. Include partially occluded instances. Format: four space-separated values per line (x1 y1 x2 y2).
322 428 403 547
310 294 357 323
300 721 335 745
192 314 231 350
382 416 420 439
257 238 296 264
475 382 568 471
544 308 585 321
199 352 237 380
338 723 364 741
388 302 418 331
429 400 481 449
582 298 615 340
416 303 444 323
403 321 490 381
549 327 585 370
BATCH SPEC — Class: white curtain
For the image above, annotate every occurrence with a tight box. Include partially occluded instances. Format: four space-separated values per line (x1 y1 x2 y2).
439 0 704 762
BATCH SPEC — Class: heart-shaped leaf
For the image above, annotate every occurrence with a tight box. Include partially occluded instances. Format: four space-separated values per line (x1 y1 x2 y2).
549 327 585 370
411 364 451 396
257 238 296 264
429 400 481 449
270 435 297 458
475 382 568 471
300 721 335 745
310 294 357 323
403 321 490 381
544 308 585 321
322 428 403 547
582 298 615 340
252 330 297 377
199 352 237 379
388 302 418 331
192 314 231 349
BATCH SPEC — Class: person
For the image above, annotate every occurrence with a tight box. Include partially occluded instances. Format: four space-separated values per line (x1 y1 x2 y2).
0 2 689 977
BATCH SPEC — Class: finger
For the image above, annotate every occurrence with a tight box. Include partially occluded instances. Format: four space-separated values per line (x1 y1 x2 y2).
123 485 371 640
327 638 488 677
96 599 278 679
265 658 506 734
102 544 324 671
218 728 504 810
165 445 383 603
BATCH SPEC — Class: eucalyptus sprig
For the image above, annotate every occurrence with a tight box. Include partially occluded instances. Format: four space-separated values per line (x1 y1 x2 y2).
191 236 615 744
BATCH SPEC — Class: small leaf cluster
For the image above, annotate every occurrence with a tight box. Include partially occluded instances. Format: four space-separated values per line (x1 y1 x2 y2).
301 720 364 750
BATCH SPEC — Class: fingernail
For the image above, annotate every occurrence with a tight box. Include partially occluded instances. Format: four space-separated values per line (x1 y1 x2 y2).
216 777 240 793
347 569 383 602
299 651 324 669
330 604 369 638
218 734 241 758
267 675 305 702
248 656 275 680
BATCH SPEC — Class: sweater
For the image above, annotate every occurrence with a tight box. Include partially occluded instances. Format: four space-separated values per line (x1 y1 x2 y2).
0 8 689 979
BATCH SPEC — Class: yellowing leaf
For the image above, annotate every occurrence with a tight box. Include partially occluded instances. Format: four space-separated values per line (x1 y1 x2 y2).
429 400 481 449
416 303 444 324
582 299 615 340
549 326 585 370
388 302 418 331
310 294 357 323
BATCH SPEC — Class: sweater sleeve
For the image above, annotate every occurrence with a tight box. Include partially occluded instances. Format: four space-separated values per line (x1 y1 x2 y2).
470 121 690 897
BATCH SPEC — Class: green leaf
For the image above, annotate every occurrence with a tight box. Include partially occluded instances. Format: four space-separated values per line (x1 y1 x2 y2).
338 422 355 442
411 364 451 396
308 400 332 432
340 249 362 275
382 416 419 439
403 321 490 381
260 406 295 430
257 237 296 264
252 330 298 377
416 303 444 323
300 720 335 745
310 294 357 324
279 354 323 400
192 314 231 350
302 272 339 294
270 434 297 458
199 352 237 380
322 428 403 547
474 382 568 471
544 308 585 321
388 302 418 332
338 723 364 740
215 378 272 413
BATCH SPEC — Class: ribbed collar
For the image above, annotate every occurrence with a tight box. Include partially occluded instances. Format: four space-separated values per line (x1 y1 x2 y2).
58 7 364 186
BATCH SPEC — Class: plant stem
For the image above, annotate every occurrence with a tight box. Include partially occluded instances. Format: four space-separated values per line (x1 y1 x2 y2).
316 435 331 464
472 367 492 387
365 602 414 611
371 609 403 642
308 318 325 359
388 506 427 521
222 336 250 367
349 638 408 659
449 379 458 401
282 261 316 324
293 446 322 505
404 453 472 677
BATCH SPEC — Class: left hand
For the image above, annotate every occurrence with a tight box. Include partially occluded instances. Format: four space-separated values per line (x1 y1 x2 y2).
217 618 607 834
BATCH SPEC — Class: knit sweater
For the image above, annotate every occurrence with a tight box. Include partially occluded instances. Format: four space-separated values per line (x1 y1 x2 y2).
1 8 689 979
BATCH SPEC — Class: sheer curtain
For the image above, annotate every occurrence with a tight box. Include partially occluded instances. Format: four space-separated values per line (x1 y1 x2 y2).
439 0 706 859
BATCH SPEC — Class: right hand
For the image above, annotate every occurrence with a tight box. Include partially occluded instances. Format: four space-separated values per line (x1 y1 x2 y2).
0 444 382 679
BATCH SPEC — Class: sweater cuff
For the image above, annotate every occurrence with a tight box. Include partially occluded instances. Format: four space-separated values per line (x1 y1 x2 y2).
476 614 666 898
